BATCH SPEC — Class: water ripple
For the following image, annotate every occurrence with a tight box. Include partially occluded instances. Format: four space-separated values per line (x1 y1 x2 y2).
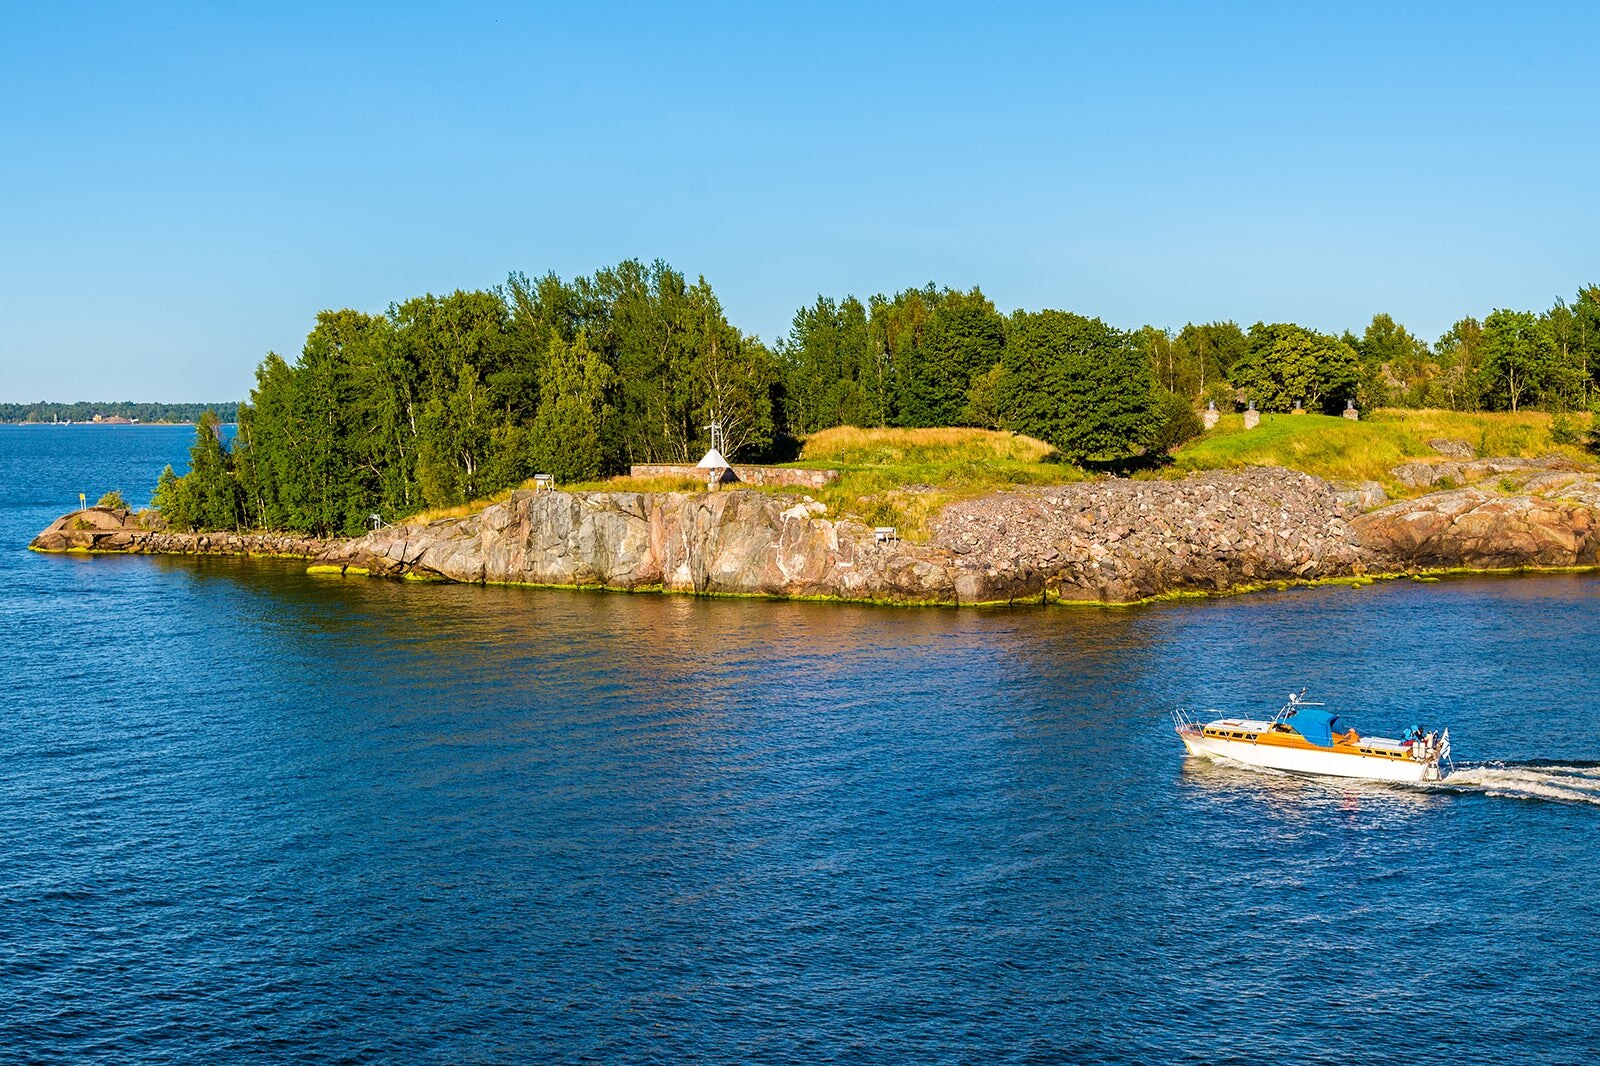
3 426 1600 1063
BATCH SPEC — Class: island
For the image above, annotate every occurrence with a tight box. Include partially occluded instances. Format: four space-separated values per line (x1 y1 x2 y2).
32 417 1600 606
27 261 1600 605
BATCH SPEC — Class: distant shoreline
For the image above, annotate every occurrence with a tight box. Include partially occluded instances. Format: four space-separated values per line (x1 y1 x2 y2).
0 402 240 426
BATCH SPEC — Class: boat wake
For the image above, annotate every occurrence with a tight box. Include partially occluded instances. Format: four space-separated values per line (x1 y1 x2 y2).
1436 762 1600 806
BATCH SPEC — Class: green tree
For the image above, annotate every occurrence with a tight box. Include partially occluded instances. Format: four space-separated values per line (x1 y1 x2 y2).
188 410 242 529
1543 297 1593 410
153 411 240 531
1229 323 1362 413
1572 286 1600 400
1477 309 1554 412
961 362 1008 429
397 291 517 506
994 310 1161 461
1174 321 1247 403
1149 390 1204 452
1357 313 1431 407
780 295 879 433
870 285 936 426
529 332 614 483
898 287 1005 427
1434 317 1485 410
152 465 198 530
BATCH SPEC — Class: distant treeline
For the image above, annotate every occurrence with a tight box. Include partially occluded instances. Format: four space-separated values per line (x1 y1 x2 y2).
151 258 1600 536
1 401 239 424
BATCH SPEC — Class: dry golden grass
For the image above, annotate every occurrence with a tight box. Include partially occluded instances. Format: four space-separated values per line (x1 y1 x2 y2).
798 425 1057 466
560 474 708 494
404 485 526 525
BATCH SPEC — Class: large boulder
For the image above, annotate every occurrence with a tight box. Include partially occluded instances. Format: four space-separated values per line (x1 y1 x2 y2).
31 507 147 551
315 489 969 604
1427 437 1475 459
1352 479 1600 569
1390 455 1579 490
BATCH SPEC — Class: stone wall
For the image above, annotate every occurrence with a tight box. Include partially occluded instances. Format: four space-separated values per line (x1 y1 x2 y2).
627 464 840 489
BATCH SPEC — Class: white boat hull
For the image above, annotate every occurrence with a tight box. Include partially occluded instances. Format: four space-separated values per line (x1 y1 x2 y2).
1180 731 1441 783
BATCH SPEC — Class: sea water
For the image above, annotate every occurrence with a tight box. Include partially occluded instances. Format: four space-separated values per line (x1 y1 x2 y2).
3 424 1598 1064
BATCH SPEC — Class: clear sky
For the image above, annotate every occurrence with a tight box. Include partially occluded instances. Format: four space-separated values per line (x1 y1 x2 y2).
3 1 1597 401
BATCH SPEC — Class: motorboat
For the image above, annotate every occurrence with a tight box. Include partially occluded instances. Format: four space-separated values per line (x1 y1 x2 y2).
1174 691 1451 783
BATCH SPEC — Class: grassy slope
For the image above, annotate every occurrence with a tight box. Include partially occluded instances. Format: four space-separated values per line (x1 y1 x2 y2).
1169 409 1591 495
786 427 1076 538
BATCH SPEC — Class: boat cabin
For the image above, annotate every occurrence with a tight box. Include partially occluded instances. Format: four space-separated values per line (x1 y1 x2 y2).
1199 711 1413 761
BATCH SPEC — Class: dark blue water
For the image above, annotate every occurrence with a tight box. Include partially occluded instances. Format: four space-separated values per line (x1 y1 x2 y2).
4 424 1599 1064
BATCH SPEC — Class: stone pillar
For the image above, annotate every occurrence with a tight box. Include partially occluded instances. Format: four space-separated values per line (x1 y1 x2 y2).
1343 400 1360 421
1201 402 1220 430
1243 403 1260 430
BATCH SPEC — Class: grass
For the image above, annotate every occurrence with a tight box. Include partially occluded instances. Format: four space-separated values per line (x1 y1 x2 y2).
794 425 1058 467
406 486 526 525
1169 409 1594 496
790 428 1076 538
550 427 1079 541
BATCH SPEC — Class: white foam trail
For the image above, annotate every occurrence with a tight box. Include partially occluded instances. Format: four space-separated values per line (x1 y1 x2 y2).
1437 763 1600 806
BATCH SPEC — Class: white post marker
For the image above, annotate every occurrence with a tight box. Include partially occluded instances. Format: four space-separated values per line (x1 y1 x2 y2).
79 492 86 510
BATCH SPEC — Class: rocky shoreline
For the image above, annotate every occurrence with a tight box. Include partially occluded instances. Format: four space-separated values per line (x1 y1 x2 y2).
30 458 1600 605
29 506 329 559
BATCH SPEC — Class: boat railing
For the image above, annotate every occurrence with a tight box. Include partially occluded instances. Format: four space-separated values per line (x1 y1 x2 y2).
1171 708 1203 734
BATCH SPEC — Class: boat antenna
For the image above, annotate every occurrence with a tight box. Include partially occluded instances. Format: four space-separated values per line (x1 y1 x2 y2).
1275 688 1321 723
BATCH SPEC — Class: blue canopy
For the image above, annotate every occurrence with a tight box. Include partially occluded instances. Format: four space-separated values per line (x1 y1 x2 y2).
1290 707 1341 747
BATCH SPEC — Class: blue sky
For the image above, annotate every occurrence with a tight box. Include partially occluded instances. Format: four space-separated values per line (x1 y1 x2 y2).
3 2 1597 401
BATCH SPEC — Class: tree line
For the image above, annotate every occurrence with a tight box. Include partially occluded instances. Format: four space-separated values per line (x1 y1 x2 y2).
152 259 1600 535
1 401 239 424
158 261 779 535
1132 289 1600 416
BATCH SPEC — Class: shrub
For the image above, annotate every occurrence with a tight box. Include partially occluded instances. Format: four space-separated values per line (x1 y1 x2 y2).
96 489 128 510
1550 411 1578 446
152 464 199 531
1149 392 1204 453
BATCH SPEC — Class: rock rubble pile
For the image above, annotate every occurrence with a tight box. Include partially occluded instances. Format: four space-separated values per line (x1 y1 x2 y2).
932 468 1364 602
